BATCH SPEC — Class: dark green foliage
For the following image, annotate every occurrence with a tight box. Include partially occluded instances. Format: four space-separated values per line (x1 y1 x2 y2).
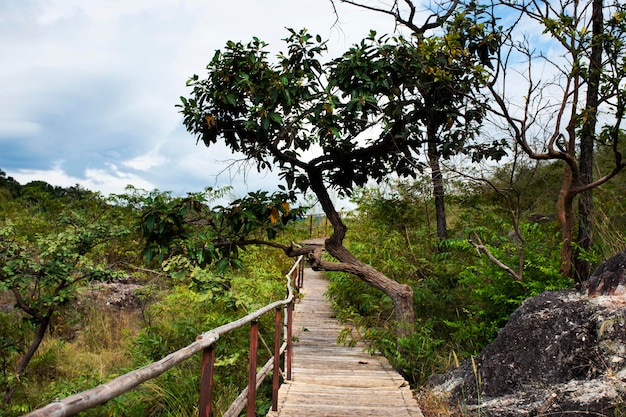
0 170 20 202
0 178 299 416
114 186 305 271
179 20 501 199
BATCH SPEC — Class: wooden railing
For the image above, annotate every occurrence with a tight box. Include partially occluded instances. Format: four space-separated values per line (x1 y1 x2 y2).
23 256 305 417
306 214 329 238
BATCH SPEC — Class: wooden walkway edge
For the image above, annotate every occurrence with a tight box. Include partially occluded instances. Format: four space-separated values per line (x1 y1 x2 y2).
267 268 424 417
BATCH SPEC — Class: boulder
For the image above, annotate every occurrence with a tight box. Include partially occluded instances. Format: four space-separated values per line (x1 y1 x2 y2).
426 251 626 416
587 248 626 296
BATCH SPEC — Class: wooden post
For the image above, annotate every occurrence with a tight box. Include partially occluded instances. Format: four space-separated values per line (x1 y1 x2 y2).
298 258 304 289
21 256 301 417
292 266 298 292
286 302 293 381
198 345 216 417
247 321 259 417
271 308 282 411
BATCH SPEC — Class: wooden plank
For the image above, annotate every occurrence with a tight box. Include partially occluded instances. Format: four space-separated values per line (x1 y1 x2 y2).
267 269 423 417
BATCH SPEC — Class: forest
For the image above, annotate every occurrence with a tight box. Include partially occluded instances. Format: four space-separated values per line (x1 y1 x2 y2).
2 0 626 415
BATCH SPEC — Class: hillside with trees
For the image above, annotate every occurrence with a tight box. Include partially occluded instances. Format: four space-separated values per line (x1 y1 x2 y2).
0 171 307 416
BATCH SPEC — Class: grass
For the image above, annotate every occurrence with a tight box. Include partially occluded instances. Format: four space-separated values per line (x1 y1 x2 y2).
2 227 308 416
415 389 466 417
1 302 144 416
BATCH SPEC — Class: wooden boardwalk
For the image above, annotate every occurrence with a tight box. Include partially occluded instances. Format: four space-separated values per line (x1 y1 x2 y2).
268 268 423 417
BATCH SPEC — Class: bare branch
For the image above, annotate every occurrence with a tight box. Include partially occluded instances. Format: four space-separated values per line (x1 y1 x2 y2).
469 231 522 281
331 0 462 34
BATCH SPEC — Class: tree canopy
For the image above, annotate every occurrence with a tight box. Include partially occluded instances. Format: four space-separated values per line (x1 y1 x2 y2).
180 21 500 198
335 0 626 282
178 9 500 338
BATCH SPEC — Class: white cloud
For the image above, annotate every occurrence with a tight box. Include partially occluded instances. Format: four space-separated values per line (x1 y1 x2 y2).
83 164 156 194
0 0 398 197
122 141 169 171
6 163 155 196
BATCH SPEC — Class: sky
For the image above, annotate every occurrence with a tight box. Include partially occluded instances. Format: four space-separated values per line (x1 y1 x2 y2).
0 0 398 198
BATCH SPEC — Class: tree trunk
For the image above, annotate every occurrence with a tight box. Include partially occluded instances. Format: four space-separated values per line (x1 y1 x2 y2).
556 165 576 279
312 242 415 339
3 314 52 404
575 0 603 285
576 174 594 284
427 127 448 241
558 201 576 280
306 169 415 340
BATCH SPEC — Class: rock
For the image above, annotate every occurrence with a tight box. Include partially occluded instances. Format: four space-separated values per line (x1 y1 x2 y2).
78 281 146 310
587 248 626 296
427 289 626 416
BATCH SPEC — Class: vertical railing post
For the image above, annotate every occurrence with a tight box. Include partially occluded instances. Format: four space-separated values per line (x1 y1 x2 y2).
292 266 298 292
286 301 293 381
198 345 216 417
271 307 282 411
298 257 304 289
247 321 259 417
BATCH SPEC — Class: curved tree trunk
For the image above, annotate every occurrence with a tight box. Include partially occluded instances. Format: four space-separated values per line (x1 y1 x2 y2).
315 242 415 339
556 165 576 280
306 169 415 340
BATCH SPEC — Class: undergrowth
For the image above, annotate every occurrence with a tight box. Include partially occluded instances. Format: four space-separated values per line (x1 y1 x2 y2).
0 238 297 417
326 182 576 387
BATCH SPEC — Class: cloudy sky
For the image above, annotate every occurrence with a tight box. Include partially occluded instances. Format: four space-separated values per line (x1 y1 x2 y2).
0 0 398 197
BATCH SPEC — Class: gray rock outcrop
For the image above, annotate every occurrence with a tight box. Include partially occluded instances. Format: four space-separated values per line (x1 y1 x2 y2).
427 249 626 416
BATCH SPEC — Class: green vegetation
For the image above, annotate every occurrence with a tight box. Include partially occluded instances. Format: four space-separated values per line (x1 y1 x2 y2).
178 17 502 340
176 0 625 394
1 155 626 414
326 157 626 385
0 173 303 416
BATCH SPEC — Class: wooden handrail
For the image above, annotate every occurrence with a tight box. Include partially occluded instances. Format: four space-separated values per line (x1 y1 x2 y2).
22 256 305 417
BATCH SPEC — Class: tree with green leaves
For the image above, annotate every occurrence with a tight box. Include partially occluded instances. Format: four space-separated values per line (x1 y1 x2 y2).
342 0 626 286
0 203 129 404
331 1 503 243
118 186 306 272
178 16 499 338
0 170 21 202
411 10 502 240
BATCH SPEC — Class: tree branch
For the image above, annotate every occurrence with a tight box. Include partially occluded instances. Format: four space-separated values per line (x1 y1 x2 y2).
333 0 461 35
213 239 320 258
10 287 43 321
468 231 522 281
